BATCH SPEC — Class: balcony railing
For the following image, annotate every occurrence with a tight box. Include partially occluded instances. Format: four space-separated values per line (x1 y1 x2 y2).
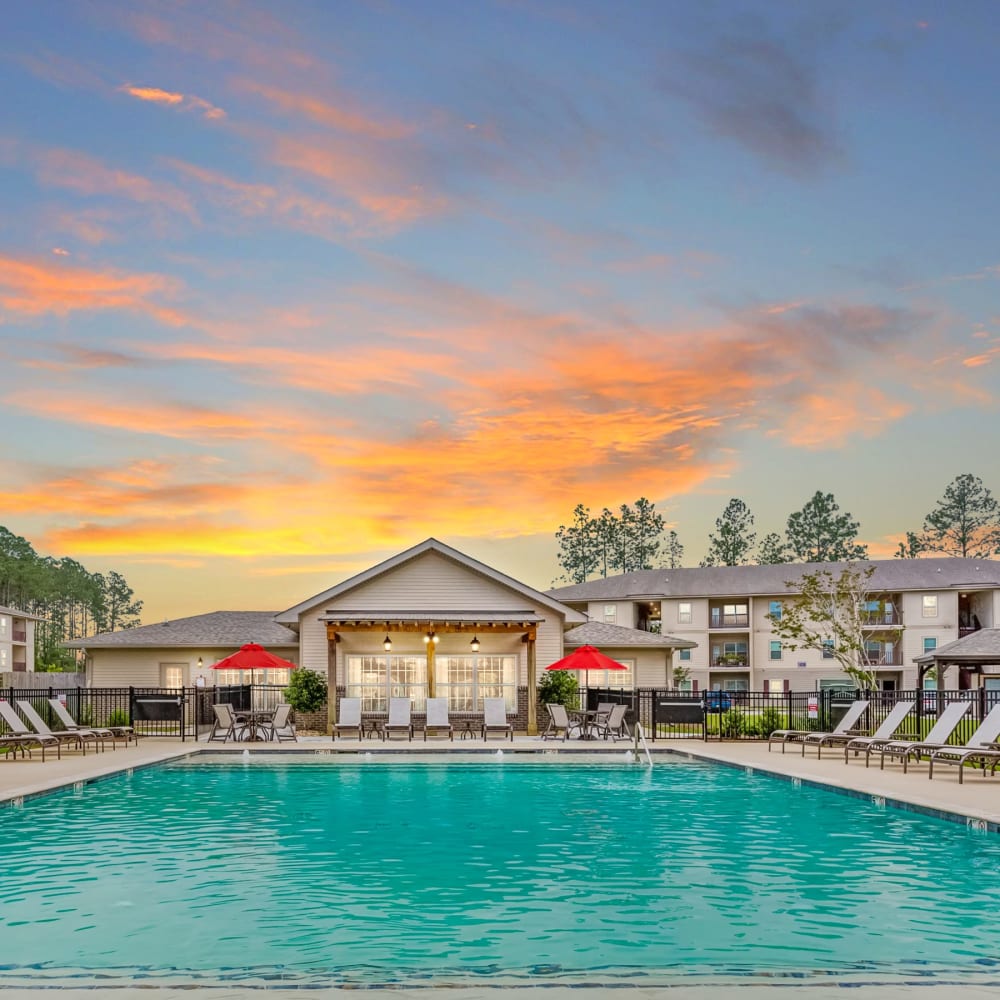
861 612 901 627
12 630 26 643
860 653 903 667
711 657 748 668
709 615 749 628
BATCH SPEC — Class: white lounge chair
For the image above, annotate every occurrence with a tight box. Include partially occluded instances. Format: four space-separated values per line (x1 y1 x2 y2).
419 697 453 741
873 701 972 771
838 701 917 761
381 697 413 741
0 700 62 760
928 704 1000 783
208 703 247 743
334 697 363 741
482 698 513 741
542 703 580 741
768 700 869 753
260 703 297 742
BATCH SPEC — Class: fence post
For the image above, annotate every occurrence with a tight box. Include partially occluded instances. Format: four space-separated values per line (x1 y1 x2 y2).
128 685 135 727
701 690 708 741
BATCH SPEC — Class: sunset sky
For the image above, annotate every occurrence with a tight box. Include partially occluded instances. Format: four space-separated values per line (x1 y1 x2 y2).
1 1 998 623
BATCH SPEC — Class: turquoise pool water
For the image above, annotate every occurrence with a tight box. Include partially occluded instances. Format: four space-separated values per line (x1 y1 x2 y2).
1 754 999 987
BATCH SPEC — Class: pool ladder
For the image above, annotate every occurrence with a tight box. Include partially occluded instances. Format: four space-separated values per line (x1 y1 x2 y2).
633 722 654 768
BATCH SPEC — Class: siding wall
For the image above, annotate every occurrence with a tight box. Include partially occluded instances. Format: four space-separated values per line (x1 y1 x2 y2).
87 646 298 688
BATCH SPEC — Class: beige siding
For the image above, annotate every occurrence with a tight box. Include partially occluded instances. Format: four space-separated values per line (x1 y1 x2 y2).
87 645 297 688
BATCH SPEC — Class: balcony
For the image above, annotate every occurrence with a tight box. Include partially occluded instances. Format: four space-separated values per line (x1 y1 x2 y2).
861 611 900 627
709 614 749 629
12 629 26 643
860 652 903 667
711 657 748 668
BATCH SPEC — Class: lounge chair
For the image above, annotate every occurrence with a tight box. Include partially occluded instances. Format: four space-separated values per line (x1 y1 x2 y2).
16 700 103 755
419 697 453 741
541 703 580 741
381 697 413 741
482 697 513 741
333 697 363 741
0 700 62 760
873 701 972 771
838 701 918 761
49 698 135 745
768 700 869 753
260 703 297 742
594 703 630 741
208 703 247 743
928 704 1000 783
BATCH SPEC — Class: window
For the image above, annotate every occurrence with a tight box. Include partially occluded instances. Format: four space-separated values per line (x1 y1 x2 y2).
160 663 186 689
922 595 938 618
435 654 517 712
821 639 835 659
923 637 937 654
603 604 617 625
581 658 634 692
712 641 747 665
677 602 692 624
711 603 748 627
0 616 7 636
215 667 291 687
769 641 782 661
768 600 782 622
679 648 691 661
0 648 6 668
346 654 429 712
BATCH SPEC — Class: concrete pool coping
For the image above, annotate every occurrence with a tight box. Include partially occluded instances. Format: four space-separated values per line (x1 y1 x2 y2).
1 734 998 832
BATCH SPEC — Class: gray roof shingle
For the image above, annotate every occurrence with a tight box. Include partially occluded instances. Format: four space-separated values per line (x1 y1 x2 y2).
64 611 297 649
914 628 1000 664
563 621 696 649
548 558 1000 602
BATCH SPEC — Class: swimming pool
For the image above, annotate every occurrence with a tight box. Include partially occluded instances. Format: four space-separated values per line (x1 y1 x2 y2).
1 753 999 987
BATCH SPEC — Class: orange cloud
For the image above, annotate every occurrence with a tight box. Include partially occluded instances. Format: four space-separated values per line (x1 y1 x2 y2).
120 84 183 105
0 255 188 325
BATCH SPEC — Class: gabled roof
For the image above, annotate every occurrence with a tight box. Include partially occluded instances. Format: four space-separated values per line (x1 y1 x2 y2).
277 537 587 625
0 604 44 621
563 621 697 650
64 611 297 649
548 558 1000 602
914 628 1000 665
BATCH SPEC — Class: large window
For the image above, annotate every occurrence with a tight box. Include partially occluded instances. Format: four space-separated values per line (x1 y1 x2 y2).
437 654 516 711
346 654 428 712
712 641 747 665
579 658 635 692
215 668 291 687
711 603 748 627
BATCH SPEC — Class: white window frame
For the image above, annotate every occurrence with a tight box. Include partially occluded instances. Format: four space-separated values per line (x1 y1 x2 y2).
603 604 617 625
677 602 692 624
922 595 938 618
769 640 782 661
436 654 517 712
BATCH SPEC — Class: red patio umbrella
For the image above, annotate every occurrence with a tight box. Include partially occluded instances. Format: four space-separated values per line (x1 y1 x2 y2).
545 645 628 671
209 643 298 675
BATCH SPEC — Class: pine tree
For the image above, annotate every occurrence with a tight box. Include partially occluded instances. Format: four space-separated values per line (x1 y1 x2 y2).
785 491 869 562
756 532 789 564
554 504 598 584
920 474 1000 558
702 498 756 566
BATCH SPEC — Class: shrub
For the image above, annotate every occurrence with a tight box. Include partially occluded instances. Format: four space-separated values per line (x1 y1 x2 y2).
108 708 130 728
285 669 328 714
537 671 580 709
719 708 746 739
755 707 786 739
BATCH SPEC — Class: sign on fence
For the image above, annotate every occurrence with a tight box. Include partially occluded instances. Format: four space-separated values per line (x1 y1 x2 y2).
807 696 818 719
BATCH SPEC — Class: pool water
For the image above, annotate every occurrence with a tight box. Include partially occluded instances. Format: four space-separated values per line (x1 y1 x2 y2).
1 754 999 986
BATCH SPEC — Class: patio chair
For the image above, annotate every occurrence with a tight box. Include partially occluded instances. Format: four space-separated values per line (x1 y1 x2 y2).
928 704 1000 783
49 698 135 745
872 700 972 771
594 702 615 727
768 700 869 754
381 697 413 741
594 703 630 741
838 701 918 761
0 700 62 761
482 697 513 741
419 697 453 741
333 697 363 741
541 703 580 741
208 703 247 743
16 700 103 755
259 703 297 743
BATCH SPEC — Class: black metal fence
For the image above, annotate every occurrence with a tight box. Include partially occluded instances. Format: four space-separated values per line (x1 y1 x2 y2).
585 686 1000 742
0 683 291 742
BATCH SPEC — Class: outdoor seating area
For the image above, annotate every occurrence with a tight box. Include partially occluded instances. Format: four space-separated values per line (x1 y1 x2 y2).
207 702 298 743
765 698 1000 783
542 701 632 742
0 699 136 762
332 696 515 742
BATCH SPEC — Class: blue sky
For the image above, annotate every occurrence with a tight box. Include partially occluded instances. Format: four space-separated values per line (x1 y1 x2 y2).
0 1 997 620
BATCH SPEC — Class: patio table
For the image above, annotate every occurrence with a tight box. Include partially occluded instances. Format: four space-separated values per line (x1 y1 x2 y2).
569 709 599 740
234 709 275 742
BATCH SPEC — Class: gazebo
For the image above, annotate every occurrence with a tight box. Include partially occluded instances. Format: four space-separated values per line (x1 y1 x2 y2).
913 628 1000 690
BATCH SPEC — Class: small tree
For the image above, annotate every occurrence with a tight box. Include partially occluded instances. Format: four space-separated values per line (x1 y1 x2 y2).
554 503 599 584
920 473 1000 558
663 530 684 568
756 532 789 564
538 670 580 709
702 498 756 566
671 661 691 688
767 564 898 691
285 668 328 714
894 531 924 559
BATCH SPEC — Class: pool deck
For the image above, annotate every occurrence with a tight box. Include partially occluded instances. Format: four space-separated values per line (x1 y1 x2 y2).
2 736 999 999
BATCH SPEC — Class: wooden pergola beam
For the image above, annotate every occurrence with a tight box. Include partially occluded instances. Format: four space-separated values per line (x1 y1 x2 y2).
325 622 537 640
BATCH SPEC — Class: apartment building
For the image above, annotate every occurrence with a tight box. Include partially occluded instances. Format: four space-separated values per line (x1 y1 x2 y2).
0 604 42 673
549 558 1000 693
